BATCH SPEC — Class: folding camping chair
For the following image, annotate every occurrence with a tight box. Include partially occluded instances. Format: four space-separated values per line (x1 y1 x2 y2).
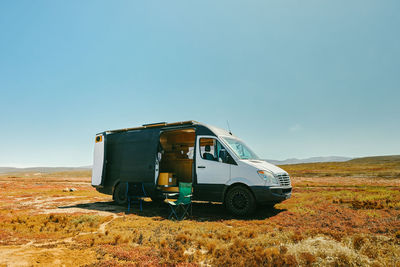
126 182 147 212
165 182 192 220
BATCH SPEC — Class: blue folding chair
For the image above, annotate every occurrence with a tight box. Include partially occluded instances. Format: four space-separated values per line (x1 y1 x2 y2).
126 182 147 212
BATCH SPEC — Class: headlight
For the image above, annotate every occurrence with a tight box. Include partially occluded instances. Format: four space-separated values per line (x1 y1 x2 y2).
257 170 279 185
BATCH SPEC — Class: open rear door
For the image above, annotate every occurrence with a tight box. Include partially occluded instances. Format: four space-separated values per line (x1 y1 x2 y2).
91 134 105 186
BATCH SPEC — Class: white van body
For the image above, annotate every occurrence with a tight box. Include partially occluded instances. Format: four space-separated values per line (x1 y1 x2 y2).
91 121 291 215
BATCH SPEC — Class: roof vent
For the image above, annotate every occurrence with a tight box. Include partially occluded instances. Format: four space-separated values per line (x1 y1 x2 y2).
142 122 167 127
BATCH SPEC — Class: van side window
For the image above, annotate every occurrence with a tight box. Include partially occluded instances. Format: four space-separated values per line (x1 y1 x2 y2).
199 138 234 164
199 138 217 161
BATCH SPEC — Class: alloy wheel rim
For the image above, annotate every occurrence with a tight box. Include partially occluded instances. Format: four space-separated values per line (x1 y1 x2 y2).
232 192 247 210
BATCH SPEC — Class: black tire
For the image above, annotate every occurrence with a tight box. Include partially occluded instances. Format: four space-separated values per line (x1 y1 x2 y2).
225 185 256 216
113 183 127 205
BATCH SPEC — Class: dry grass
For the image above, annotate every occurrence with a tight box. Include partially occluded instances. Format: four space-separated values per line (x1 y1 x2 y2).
280 155 400 179
0 160 399 266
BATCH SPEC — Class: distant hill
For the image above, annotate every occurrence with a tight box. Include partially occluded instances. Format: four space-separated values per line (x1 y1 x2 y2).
265 156 352 165
347 155 400 164
279 155 400 178
1 155 399 174
0 166 92 174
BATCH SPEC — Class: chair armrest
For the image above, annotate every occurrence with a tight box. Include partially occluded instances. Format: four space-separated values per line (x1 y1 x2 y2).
165 193 179 197
166 200 176 206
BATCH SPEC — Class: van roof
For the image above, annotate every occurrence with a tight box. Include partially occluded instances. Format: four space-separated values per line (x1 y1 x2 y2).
105 120 200 134
102 120 233 137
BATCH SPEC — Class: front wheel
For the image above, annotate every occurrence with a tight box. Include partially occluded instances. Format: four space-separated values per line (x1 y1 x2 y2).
225 186 256 216
113 183 127 205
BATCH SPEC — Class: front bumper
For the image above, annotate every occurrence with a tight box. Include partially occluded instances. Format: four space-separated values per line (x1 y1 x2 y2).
250 186 292 204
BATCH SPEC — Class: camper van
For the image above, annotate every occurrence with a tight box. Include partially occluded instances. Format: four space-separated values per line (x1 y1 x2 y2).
91 121 291 215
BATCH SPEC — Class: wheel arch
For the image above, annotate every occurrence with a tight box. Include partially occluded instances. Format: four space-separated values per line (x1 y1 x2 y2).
111 179 123 199
223 182 256 204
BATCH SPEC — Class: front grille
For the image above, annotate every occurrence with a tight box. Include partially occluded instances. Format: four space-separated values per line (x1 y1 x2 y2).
276 174 291 186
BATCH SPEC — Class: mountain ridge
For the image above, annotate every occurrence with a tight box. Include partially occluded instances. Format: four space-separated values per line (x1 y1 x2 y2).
265 156 352 165
1 155 399 173
0 166 92 174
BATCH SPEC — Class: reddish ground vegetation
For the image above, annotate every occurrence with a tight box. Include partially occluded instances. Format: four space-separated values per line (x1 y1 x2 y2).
0 168 399 266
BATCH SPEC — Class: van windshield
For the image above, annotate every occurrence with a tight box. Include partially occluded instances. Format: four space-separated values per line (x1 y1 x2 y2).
222 137 260 160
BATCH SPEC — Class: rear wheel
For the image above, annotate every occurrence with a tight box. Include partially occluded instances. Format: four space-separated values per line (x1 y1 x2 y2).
225 185 256 216
113 183 127 205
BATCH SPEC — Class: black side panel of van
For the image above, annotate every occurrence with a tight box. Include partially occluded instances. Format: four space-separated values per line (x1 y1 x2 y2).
104 133 123 187
105 128 159 185
193 184 225 202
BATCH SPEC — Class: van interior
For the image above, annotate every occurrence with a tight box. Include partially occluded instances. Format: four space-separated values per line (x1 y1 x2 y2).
158 129 195 186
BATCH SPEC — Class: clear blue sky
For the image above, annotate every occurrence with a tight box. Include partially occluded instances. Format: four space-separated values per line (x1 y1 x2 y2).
0 1 399 167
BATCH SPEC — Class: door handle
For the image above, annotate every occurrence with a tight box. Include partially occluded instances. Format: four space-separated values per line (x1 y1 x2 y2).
198 166 206 168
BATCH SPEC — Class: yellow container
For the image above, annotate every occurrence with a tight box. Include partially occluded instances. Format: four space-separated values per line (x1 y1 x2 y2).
158 173 176 186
